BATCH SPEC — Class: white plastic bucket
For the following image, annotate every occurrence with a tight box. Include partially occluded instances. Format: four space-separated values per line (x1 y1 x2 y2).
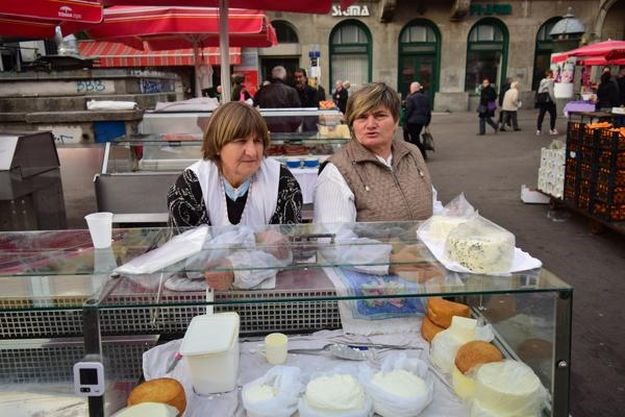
180 312 240 395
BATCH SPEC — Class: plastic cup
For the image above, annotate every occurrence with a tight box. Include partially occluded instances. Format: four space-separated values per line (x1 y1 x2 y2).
85 212 114 248
264 333 288 365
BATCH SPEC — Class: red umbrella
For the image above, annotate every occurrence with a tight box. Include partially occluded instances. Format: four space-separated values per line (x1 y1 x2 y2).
77 6 276 97
551 39 625 63
0 0 102 39
101 0 359 101
102 0 357 14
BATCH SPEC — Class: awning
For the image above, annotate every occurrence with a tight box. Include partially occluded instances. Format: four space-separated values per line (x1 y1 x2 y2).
78 40 241 67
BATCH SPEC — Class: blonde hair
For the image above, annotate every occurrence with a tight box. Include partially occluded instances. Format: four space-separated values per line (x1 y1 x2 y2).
344 82 401 129
201 102 270 160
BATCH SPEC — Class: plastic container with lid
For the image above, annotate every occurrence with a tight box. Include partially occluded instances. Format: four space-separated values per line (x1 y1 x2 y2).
180 312 240 395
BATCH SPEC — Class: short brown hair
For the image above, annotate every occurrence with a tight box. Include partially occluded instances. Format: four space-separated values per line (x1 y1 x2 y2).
201 102 270 160
344 82 401 129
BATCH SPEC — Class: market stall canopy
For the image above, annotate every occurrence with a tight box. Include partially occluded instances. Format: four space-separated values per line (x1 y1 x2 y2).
551 39 625 63
0 0 102 39
101 0 357 14
75 6 277 49
79 40 241 67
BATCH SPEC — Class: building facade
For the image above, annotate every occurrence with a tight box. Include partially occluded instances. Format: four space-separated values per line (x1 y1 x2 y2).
259 0 625 111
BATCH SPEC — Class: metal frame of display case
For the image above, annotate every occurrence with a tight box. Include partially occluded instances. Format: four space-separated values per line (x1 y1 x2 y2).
0 224 572 417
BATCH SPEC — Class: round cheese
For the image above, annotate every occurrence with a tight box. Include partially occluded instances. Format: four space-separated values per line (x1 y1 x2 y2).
305 374 365 411
371 369 427 398
244 384 276 403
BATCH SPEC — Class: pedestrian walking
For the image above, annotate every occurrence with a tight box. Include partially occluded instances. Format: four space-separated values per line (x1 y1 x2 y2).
333 80 348 114
500 81 521 131
477 78 498 135
404 81 431 159
536 70 558 136
498 77 512 131
253 65 302 132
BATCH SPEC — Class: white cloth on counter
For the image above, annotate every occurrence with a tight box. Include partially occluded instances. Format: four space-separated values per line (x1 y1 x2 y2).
0 385 87 417
86 100 138 110
142 329 468 417
154 97 219 112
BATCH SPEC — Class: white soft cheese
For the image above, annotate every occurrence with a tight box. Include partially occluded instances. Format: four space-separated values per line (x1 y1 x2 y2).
111 402 179 417
305 374 365 411
445 220 515 274
371 369 428 398
244 384 277 403
431 316 494 373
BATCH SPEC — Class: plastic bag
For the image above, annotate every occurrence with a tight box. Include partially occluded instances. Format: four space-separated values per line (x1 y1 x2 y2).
418 193 477 243
359 353 433 417
298 370 373 417
444 216 515 274
242 366 304 417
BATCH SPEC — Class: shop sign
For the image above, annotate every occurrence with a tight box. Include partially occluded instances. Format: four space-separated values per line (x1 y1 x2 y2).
470 4 512 16
332 5 370 17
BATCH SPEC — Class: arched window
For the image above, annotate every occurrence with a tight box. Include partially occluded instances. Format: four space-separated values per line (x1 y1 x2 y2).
329 20 372 92
271 20 298 44
398 19 441 104
533 18 562 91
465 18 509 92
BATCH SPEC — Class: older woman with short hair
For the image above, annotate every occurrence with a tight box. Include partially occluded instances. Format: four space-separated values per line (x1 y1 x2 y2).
168 101 302 233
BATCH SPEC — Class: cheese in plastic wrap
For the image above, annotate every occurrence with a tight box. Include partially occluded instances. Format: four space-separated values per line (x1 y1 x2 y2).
444 217 515 274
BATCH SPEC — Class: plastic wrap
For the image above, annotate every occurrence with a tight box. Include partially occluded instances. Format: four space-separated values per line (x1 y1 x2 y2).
297 371 373 417
469 360 547 417
430 316 494 374
359 353 433 417
445 217 515 274
418 193 477 243
242 366 304 417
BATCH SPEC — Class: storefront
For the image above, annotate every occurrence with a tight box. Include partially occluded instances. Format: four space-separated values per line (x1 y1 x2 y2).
259 0 625 111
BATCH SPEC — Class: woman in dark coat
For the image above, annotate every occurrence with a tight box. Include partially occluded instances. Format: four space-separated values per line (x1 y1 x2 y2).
477 78 498 135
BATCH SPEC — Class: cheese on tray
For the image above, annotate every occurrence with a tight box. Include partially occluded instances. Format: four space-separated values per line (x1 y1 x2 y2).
426 215 471 242
244 384 277 403
445 217 515 274
111 402 179 417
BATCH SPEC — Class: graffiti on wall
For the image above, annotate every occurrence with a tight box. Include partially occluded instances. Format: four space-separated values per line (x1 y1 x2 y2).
76 80 108 93
39 125 84 144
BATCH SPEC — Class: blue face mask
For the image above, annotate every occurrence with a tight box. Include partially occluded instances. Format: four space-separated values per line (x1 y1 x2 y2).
223 178 251 201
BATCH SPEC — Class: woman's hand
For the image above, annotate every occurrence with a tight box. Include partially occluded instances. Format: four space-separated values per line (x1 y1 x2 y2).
204 259 234 290
255 229 290 260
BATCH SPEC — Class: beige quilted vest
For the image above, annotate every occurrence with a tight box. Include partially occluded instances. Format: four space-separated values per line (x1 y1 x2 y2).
328 139 433 222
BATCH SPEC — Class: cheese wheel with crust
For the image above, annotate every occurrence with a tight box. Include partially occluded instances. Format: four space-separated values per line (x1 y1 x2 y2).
426 297 471 328
421 316 445 342
128 378 186 415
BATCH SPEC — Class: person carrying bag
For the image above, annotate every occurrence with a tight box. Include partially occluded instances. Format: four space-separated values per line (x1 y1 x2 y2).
421 126 435 152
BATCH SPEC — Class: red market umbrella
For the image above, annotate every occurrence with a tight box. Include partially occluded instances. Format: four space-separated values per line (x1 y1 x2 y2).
102 0 357 14
102 0 359 101
0 0 102 39
78 6 276 97
551 39 625 63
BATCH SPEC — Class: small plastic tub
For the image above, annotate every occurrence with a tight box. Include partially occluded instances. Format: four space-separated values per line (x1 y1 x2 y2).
180 312 240 395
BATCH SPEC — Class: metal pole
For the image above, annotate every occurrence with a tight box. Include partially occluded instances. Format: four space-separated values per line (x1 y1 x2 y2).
553 289 572 417
219 0 231 103
84 299 104 417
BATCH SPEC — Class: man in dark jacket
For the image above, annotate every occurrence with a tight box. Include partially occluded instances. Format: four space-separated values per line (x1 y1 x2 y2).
294 68 319 107
254 65 302 132
405 81 432 159
333 80 348 114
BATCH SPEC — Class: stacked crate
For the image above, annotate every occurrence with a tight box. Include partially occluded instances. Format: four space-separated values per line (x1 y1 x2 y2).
564 121 625 221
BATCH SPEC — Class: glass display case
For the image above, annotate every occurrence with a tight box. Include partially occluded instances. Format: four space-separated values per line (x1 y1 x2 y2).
96 130 349 223
0 222 572 417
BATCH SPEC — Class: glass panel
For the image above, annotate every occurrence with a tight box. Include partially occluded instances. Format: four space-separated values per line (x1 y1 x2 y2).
332 45 368 54
401 45 436 53
465 50 502 92
401 24 436 44
469 24 503 42
533 52 552 91
399 55 435 97
0 223 571 312
272 20 298 43
331 54 368 91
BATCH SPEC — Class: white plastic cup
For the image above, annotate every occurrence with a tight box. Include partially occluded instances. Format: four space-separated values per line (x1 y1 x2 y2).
264 333 288 365
84 212 113 248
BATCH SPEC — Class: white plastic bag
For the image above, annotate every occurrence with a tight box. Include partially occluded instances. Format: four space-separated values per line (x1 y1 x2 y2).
359 353 434 417
444 216 515 274
242 366 303 417
298 370 373 417
418 193 477 243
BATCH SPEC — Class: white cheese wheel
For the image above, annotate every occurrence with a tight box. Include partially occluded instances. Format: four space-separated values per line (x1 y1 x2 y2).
305 374 365 411
111 402 179 417
431 316 493 373
452 365 476 400
427 215 469 241
243 383 277 403
371 369 428 398
473 360 545 416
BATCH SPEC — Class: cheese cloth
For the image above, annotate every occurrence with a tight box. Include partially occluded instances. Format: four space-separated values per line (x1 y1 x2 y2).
142 329 470 417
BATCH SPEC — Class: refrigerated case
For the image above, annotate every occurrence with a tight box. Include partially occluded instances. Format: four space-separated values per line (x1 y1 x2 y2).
0 222 572 417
